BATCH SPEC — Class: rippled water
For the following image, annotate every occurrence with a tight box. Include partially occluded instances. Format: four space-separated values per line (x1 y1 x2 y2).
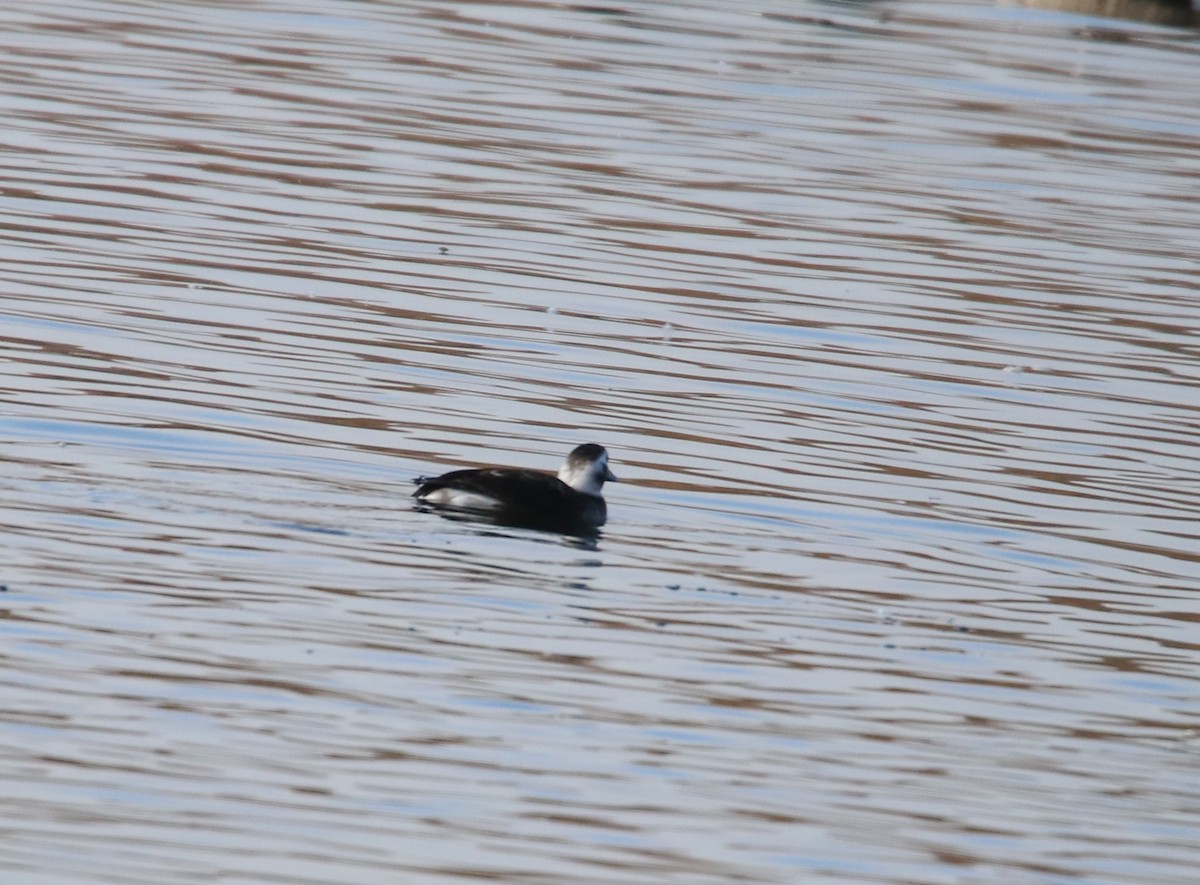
3 1 1198 883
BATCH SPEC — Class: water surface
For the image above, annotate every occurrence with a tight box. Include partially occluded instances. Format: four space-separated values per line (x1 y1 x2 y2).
2 1 1198 883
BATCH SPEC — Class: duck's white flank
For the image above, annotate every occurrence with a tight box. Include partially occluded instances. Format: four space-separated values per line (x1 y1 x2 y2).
419 488 503 511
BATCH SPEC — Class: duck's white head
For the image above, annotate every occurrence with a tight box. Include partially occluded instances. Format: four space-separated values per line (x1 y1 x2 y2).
558 444 618 496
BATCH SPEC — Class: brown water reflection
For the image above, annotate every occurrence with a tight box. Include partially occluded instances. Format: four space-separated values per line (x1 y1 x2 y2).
1020 0 1197 27
3 0 1199 883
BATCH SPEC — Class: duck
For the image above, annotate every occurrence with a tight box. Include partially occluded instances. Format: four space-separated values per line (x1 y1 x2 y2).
413 443 618 531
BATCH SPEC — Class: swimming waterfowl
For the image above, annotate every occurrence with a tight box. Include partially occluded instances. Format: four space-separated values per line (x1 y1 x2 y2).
413 443 617 530
413 443 618 531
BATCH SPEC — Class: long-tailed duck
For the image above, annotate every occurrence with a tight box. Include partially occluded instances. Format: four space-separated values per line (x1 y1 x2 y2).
413 443 618 531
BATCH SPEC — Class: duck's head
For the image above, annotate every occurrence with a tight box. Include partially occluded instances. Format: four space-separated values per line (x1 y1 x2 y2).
558 444 618 495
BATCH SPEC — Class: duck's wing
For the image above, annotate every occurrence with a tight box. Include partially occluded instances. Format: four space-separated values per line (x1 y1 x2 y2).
413 468 568 504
